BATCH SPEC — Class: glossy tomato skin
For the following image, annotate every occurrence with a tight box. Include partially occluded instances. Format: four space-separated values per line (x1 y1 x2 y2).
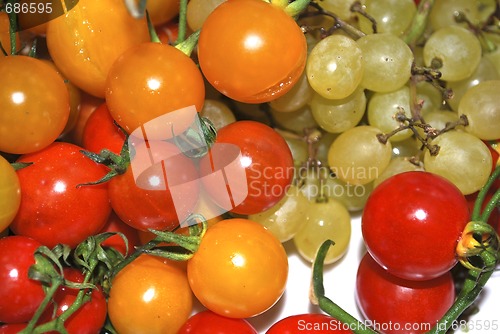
178 310 258 334
108 254 193 334
187 218 288 318
46 0 150 97
82 102 126 155
0 55 70 154
362 171 469 281
198 0 307 103
0 236 45 323
266 314 354 334
10 142 112 248
40 268 107 334
105 42 205 138
109 141 200 231
0 323 28 334
356 253 455 334
199 121 294 215
0 156 21 232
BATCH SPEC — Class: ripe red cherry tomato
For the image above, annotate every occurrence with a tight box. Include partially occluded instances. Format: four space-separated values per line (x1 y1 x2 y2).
82 103 126 155
266 314 354 333
199 121 294 215
362 171 470 281
10 142 112 248
356 253 455 334
39 267 107 334
0 236 45 323
98 211 141 256
178 310 258 334
198 0 307 103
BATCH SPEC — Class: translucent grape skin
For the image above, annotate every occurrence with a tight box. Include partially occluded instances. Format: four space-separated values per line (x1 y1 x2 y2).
269 71 314 113
429 0 497 31
200 99 236 130
310 88 366 134
424 131 493 195
328 126 393 185
357 0 417 36
357 33 414 93
458 80 500 140
306 34 364 100
293 199 351 264
187 0 226 32
423 25 482 82
373 157 424 189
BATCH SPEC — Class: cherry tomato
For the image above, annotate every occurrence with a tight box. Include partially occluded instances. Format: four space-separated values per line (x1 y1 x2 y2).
98 211 141 256
362 171 470 281
0 236 45 323
0 323 27 334
10 142 112 248
39 267 107 334
108 254 193 334
356 253 455 334
105 42 205 138
46 0 150 97
0 156 21 232
197 0 307 103
82 102 126 155
187 218 288 318
266 314 354 334
157 19 179 45
68 92 104 146
0 12 20 55
0 55 70 154
199 120 294 215
178 310 258 334
146 0 180 26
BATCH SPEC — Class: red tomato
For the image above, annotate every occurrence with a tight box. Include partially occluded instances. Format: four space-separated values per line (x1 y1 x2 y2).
266 314 353 334
0 236 45 323
178 310 258 334
68 92 104 146
362 171 469 280
99 211 141 256
199 121 294 215
82 102 126 155
356 253 455 334
198 0 307 103
0 323 28 334
109 141 200 231
10 142 112 248
39 267 107 334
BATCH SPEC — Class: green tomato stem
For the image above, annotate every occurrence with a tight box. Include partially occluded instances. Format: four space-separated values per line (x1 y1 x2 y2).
146 11 161 43
175 29 200 57
175 0 189 45
402 0 435 46
7 0 17 55
285 0 311 18
472 165 500 221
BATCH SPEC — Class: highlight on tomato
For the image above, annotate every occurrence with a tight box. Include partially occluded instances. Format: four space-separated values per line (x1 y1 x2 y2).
197 0 307 103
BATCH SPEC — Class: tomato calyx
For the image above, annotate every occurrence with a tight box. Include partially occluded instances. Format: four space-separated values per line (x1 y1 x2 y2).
173 113 218 158
10 161 32 171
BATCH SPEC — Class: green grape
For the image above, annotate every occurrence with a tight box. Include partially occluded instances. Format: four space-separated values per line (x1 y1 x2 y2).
424 131 492 195
306 34 364 100
422 110 461 133
200 99 236 130
429 0 497 31
271 105 318 133
416 81 444 116
373 157 424 188
367 86 413 142
293 199 351 264
328 125 392 185
298 168 329 202
317 0 358 21
249 185 309 243
357 33 414 93
269 71 314 113
315 131 338 166
357 0 416 36
391 136 423 158
187 0 226 31
423 26 482 82
284 137 308 167
447 57 500 111
484 33 500 76
323 176 373 212
310 88 366 134
458 80 500 140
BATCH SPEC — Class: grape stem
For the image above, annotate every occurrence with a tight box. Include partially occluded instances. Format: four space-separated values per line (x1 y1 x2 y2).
402 0 435 45
175 0 189 45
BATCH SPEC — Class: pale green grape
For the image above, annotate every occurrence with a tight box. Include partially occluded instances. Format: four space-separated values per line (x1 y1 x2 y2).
323 177 373 212
317 0 358 21
373 157 424 188
423 131 492 195
249 185 309 243
284 137 308 167
423 26 482 82
484 33 500 76
416 81 444 116
293 199 351 264
429 0 497 31
200 99 236 130
187 0 226 31
270 105 318 133
422 110 461 133
269 71 314 113
310 88 366 134
298 168 330 202
458 80 500 140
357 0 416 36
328 125 392 185
367 86 413 142
315 131 338 166
357 33 413 93
306 34 364 100
391 136 423 158
447 57 500 111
